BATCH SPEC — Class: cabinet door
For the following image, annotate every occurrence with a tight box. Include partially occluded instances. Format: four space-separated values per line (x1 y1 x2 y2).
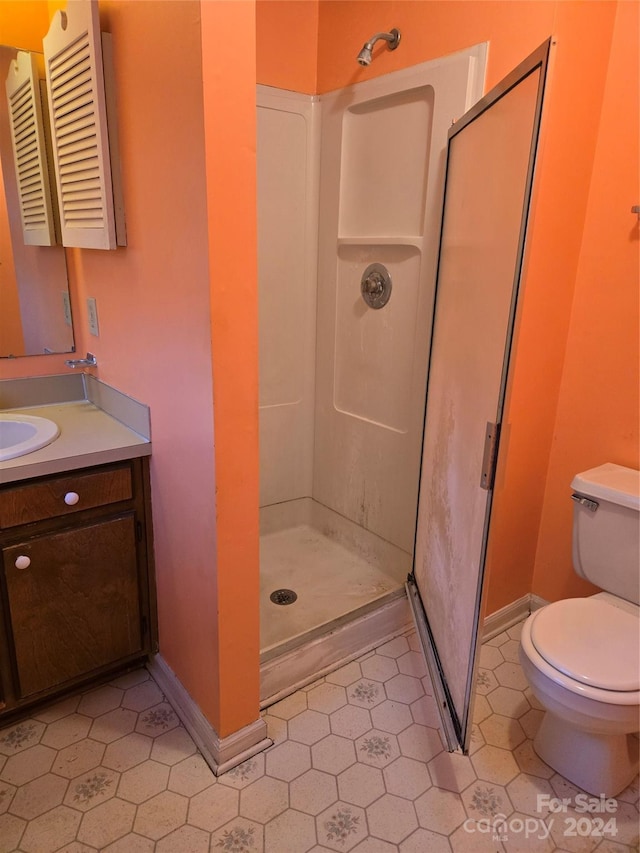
3 514 142 698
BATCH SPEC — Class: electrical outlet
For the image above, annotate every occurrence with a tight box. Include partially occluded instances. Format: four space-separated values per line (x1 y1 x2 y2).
61 292 72 326
87 297 99 336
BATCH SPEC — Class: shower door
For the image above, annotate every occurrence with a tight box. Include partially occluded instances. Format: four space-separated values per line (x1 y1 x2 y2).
407 41 550 753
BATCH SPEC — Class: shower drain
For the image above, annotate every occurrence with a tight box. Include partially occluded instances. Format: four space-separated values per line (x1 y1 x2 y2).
270 588 298 605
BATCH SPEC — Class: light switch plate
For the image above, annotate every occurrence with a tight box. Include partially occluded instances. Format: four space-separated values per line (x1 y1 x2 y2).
87 297 99 336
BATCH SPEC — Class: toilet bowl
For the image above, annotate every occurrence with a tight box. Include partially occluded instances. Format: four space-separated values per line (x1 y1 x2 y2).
520 594 639 796
519 463 640 797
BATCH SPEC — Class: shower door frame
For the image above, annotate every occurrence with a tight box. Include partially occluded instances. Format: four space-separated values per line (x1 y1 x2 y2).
408 39 552 753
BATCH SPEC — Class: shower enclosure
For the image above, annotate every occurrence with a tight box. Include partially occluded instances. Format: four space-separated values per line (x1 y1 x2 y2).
257 46 487 704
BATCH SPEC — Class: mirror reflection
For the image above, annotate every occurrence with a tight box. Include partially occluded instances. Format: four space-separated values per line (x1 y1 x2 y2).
0 44 74 358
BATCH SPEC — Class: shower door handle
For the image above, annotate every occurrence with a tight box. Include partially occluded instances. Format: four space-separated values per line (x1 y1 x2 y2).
480 421 500 490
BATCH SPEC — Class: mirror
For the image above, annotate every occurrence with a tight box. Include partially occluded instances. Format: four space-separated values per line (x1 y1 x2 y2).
0 44 74 358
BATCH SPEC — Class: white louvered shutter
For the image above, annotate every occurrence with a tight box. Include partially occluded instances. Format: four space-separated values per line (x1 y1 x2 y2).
43 0 117 249
5 51 58 246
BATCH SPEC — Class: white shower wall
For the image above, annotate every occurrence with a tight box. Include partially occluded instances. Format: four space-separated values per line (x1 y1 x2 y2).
258 47 487 549
315 51 487 552
257 87 320 507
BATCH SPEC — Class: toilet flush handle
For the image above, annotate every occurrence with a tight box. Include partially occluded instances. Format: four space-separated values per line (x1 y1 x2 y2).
571 493 599 512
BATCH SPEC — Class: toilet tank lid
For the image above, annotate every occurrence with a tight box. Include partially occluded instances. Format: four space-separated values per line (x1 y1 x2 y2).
571 463 640 511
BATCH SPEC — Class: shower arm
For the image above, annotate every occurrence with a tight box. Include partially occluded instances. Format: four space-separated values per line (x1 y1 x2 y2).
364 31 401 51
357 29 401 67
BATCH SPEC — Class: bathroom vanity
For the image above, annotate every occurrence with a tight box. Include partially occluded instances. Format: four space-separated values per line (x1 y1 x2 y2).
0 376 156 719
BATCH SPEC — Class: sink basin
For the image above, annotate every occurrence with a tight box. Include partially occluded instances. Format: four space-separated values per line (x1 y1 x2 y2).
0 413 60 461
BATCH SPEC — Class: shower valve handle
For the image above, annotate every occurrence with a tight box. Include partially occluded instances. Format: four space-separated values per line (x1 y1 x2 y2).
360 263 392 309
363 272 385 295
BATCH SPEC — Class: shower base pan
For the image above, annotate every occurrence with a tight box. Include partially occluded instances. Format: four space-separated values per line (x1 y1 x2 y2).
259 498 412 705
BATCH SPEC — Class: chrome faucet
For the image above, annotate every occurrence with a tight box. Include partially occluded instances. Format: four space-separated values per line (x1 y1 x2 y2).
64 352 98 369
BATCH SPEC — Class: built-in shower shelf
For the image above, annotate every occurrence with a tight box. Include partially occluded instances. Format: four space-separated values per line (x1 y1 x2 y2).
337 236 424 250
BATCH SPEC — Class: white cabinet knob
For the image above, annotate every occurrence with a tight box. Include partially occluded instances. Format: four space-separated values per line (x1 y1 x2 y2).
64 492 80 506
15 555 31 570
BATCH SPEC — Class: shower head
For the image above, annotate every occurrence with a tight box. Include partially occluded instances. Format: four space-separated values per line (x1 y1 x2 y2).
356 44 373 67
356 28 401 66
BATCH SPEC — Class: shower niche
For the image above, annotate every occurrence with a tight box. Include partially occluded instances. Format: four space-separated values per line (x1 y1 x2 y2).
338 86 433 238
258 46 487 704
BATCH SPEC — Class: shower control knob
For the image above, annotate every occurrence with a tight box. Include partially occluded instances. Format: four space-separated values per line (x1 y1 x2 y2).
361 263 392 309
363 272 385 295
64 491 80 506
15 555 31 570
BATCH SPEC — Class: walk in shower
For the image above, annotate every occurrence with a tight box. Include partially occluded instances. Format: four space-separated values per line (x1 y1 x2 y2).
257 46 487 703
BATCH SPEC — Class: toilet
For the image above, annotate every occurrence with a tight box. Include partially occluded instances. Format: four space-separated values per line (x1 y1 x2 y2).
519 463 640 797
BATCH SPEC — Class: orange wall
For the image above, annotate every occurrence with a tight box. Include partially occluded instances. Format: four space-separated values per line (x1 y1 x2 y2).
483 1 619 612
256 0 318 93
317 0 557 93
201 0 260 736
0 0 260 738
81 0 259 736
0 1 49 49
314 1 623 614
531 0 640 603
68 0 224 727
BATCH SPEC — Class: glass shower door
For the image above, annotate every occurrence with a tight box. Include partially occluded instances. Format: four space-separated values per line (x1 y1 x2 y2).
408 40 551 753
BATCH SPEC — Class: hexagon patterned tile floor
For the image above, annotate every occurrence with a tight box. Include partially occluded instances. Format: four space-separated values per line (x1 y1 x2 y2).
0 623 637 852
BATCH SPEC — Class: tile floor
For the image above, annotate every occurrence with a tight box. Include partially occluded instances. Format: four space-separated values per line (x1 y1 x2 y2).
0 622 638 852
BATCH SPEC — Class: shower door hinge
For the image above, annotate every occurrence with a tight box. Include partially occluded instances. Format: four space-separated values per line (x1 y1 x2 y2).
480 421 501 491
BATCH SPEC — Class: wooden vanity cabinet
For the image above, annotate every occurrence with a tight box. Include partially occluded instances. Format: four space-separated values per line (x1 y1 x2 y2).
0 458 156 717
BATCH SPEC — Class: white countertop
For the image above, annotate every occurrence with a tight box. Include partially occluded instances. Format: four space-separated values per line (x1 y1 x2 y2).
0 401 151 484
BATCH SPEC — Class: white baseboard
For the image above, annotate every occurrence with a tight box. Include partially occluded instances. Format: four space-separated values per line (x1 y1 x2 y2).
260 594 412 708
148 654 272 776
149 591 548 769
483 593 548 641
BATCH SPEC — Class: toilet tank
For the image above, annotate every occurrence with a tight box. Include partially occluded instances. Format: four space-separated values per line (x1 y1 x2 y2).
571 463 640 605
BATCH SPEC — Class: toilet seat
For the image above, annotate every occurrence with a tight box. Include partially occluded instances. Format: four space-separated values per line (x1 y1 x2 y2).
530 598 640 692
520 611 640 706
